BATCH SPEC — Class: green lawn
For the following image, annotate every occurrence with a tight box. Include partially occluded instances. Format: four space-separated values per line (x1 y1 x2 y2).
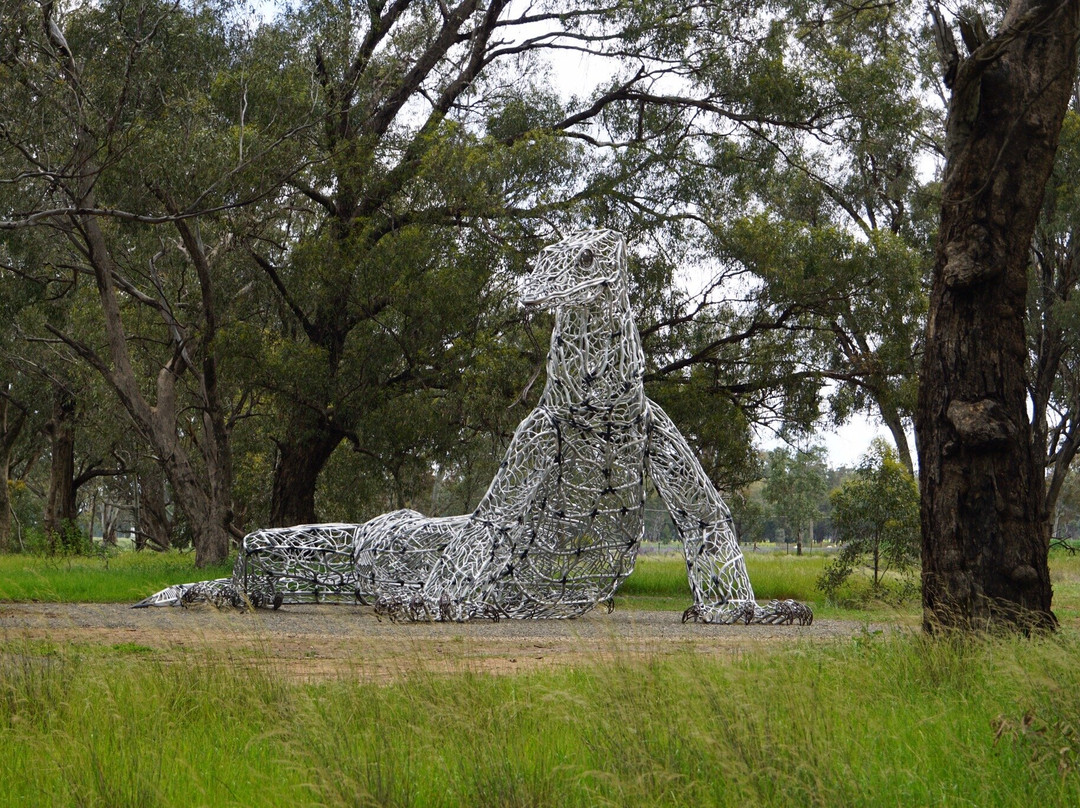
0 551 233 604
4 546 1079 624
0 547 834 611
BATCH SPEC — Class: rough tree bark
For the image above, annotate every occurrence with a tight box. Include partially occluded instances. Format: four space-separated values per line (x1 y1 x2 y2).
269 429 342 526
137 466 172 551
43 385 76 538
917 1 1080 631
0 390 26 551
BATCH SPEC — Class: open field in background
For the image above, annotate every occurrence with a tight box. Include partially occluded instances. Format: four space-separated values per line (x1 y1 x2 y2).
4 546 1080 623
0 548 870 620
620 552 837 612
0 552 234 604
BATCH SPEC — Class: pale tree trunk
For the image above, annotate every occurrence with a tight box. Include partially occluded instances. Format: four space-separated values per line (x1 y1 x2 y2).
102 502 119 547
880 402 914 476
87 487 97 545
74 205 233 565
69 205 233 564
60 190 233 565
918 1 1080 631
36 6 236 567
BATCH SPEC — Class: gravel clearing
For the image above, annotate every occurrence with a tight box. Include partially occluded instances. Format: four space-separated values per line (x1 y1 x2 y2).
0 602 895 681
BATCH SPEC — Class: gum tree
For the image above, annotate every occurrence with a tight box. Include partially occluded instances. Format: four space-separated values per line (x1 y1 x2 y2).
763 445 828 556
918 1 1080 630
0 0 285 564
820 440 919 601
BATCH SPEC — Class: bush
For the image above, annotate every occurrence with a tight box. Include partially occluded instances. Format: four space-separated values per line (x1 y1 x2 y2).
23 521 96 558
818 440 919 605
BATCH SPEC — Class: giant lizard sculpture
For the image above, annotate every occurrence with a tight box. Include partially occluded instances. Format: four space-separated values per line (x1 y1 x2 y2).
136 229 810 625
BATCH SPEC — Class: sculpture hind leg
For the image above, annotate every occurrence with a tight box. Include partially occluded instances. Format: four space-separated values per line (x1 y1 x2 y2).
644 400 812 625
353 511 475 616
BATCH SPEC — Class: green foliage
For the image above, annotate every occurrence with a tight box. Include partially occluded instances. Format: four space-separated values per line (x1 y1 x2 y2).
819 439 920 604
0 0 947 534
18 521 95 558
1029 104 1080 519
729 491 766 546
763 445 829 548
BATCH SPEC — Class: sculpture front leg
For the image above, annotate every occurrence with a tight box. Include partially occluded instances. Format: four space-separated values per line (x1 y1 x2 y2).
644 401 811 625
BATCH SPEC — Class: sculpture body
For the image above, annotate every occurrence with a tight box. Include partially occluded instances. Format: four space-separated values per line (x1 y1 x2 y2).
136 229 809 625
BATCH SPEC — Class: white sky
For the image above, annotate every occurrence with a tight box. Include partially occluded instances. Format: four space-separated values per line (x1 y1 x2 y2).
818 418 899 468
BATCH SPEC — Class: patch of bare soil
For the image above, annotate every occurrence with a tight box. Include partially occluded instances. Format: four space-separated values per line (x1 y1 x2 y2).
0 603 894 682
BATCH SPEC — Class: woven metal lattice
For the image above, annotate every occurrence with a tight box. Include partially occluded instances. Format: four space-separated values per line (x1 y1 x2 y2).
136 229 810 625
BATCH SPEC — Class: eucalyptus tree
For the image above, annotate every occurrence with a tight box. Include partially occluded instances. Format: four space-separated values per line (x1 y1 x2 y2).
0 267 35 550
763 445 829 555
0 0 294 564
678 0 935 473
236 0 881 524
820 439 919 600
0 379 28 551
919 0 1079 631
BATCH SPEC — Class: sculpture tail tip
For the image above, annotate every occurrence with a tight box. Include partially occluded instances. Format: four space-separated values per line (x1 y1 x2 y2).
131 583 194 608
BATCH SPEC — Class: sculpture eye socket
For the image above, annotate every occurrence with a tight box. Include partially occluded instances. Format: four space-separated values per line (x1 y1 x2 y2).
577 249 595 269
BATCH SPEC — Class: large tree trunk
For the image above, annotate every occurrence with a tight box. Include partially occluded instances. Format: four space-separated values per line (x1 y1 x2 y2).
43 385 77 537
917 1 1080 631
73 208 233 566
269 429 342 526
31 5 238 568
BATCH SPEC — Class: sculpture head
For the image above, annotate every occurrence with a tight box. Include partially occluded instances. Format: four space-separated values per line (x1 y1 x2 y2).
521 229 627 308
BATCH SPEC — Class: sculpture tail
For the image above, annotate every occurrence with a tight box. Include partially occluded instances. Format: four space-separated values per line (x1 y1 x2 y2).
132 578 233 608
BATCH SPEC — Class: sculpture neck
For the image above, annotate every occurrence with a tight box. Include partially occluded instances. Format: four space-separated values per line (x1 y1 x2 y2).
542 285 645 409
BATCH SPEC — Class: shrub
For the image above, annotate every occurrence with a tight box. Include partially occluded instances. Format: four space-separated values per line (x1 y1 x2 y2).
23 521 96 558
818 440 919 604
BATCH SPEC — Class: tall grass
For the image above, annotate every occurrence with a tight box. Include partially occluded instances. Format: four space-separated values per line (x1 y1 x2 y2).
2 631 1079 806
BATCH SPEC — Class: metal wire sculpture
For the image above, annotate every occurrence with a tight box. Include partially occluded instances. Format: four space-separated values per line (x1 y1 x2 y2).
135 229 811 625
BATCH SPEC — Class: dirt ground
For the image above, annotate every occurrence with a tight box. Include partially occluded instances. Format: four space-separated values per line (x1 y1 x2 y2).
0 602 895 682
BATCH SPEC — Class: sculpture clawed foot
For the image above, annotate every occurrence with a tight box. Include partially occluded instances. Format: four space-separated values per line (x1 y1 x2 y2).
478 601 509 623
373 593 405 622
755 599 814 626
370 591 508 623
179 580 251 610
682 599 812 626
681 603 702 623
